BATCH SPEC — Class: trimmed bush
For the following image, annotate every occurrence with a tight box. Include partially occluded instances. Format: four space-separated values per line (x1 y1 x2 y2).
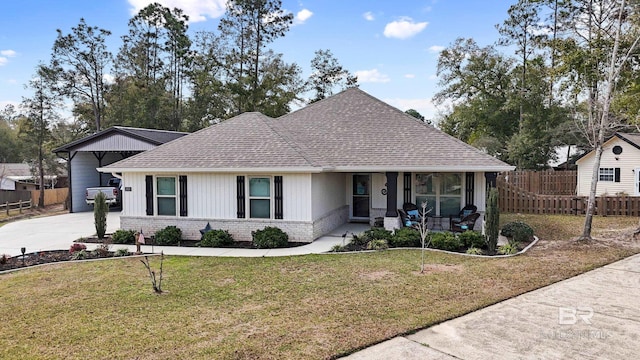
154 226 182 246
458 231 486 249
112 229 136 244
501 221 534 244
252 226 289 249
94 191 108 240
367 239 389 250
71 249 88 260
390 227 421 247
114 248 130 257
498 243 519 255
466 247 484 255
485 188 499 254
363 228 392 242
200 229 234 247
430 232 462 251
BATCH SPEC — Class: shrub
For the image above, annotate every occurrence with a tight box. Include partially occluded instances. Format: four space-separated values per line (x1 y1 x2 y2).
458 231 486 249
71 250 88 260
252 226 289 249
200 229 234 247
154 226 182 246
485 188 499 254
114 248 130 257
112 229 136 244
363 228 392 242
466 247 484 255
0 254 9 265
330 244 347 252
94 191 108 240
367 239 389 250
69 243 87 254
350 233 369 247
93 243 110 257
501 221 534 244
390 227 421 247
430 232 462 251
498 243 519 255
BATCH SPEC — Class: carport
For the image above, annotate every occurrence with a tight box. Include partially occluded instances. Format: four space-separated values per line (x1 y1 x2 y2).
53 126 187 212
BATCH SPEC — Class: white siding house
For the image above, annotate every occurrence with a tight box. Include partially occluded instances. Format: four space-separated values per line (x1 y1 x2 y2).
576 133 640 196
101 89 513 242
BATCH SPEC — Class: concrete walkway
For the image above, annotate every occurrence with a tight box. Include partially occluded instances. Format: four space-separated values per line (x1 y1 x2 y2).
343 253 640 359
0 211 370 257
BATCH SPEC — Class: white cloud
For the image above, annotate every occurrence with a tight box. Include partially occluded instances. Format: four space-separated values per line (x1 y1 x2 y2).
383 17 428 39
294 9 313 24
428 45 444 53
0 57 7 66
355 69 390 83
363 11 375 21
0 50 16 57
404 74 415 79
128 0 226 22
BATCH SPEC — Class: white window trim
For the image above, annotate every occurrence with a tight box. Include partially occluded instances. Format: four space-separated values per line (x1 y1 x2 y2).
599 168 614 182
247 176 273 219
155 175 177 216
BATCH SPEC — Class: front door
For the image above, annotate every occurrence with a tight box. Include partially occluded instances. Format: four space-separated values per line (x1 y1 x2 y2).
635 168 640 196
352 174 370 219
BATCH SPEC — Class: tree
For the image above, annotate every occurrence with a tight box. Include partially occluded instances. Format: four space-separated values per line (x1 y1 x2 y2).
0 105 23 163
404 109 432 125
20 64 62 207
52 18 112 132
219 0 293 114
94 191 108 239
307 49 357 103
485 188 499 254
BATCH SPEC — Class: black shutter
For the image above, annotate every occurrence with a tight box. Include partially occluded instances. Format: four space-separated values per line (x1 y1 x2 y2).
465 172 475 205
615 168 621 183
403 172 412 204
145 175 153 216
274 176 283 219
237 176 245 218
179 175 188 217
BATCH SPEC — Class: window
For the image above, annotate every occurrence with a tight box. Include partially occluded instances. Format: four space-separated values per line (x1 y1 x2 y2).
156 177 176 216
415 173 462 216
599 168 614 182
249 177 271 218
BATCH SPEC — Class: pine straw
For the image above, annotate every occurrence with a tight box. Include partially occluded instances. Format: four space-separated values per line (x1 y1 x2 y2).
0 214 638 359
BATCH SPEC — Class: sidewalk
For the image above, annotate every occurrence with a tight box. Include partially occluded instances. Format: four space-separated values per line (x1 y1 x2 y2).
0 211 370 257
343 253 640 359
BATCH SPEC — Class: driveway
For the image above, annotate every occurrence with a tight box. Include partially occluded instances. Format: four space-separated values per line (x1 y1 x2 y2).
344 253 640 359
0 211 120 257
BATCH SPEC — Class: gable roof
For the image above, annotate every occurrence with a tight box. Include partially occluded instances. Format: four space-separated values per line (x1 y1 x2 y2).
103 89 513 173
575 132 640 164
53 126 188 153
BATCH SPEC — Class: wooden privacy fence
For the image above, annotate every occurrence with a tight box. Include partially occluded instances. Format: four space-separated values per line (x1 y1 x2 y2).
498 181 640 216
0 190 32 204
498 170 577 195
30 188 68 207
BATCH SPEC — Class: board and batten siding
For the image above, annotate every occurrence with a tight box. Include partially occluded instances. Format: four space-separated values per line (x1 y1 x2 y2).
576 137 640 196
72 133 157 152
311 172 347 220
122 172 312 221
474 172 486 212
71 152 122 212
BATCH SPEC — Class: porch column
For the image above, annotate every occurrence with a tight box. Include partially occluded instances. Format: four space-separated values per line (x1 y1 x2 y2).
385 172 398 217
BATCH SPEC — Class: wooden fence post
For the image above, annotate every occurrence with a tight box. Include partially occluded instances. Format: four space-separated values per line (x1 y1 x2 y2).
5 201 8 216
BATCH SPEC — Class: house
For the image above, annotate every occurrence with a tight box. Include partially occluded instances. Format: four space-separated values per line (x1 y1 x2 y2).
576 132 640 196
0 163 62 191
100 89 514 242
53 127 188 212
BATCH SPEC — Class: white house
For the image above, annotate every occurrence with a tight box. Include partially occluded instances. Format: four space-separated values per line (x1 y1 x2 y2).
100 89 514 242
576 133 640 196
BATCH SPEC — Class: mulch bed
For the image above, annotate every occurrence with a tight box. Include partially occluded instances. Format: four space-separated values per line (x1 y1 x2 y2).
0 250 134 272
78 236 307 249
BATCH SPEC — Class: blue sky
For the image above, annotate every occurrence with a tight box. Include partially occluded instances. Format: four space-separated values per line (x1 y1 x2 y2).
0 0 513 122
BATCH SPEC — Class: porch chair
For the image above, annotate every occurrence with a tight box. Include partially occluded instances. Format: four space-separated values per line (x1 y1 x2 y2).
398 209 419 229
449 204 478 230
402 202 422 221
451 212 481 233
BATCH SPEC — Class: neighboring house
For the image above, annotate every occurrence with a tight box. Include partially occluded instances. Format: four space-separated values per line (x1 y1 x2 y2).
576 133 640 196
0 163 58 191
53 127 188 212
101 89 514 242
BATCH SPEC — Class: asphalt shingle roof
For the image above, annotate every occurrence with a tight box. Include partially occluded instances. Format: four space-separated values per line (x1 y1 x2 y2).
53 126 188 152
105 89 512 172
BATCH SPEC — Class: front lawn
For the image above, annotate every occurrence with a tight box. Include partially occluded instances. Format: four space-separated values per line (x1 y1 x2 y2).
0 214 639 359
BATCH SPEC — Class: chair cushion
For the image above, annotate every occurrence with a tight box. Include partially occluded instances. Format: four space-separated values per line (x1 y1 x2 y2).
407 209 420 220
462 210 473 217
405 219 413 227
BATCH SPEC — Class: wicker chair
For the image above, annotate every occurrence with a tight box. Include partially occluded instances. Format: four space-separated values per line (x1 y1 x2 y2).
449 204 478 230
451 212 481 233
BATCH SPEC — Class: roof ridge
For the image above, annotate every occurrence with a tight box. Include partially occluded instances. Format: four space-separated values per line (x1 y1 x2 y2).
258 114 319 167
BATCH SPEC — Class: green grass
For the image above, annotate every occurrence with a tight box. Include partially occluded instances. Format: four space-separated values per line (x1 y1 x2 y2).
0 214 638 359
